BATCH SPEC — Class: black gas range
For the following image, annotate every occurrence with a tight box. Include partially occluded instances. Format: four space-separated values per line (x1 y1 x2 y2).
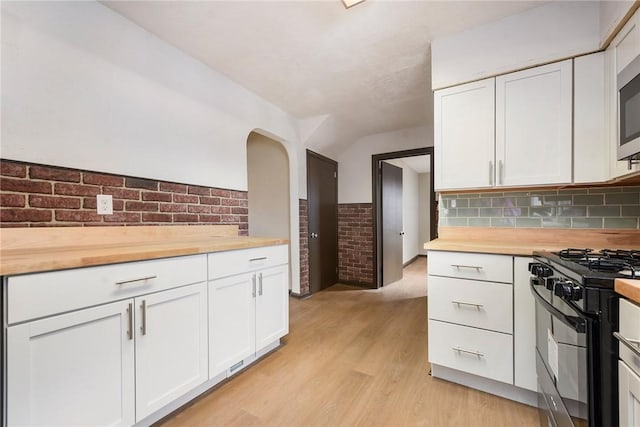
529 248 638 427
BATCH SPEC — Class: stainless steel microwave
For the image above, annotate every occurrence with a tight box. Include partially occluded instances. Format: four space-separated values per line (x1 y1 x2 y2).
618 54 640 161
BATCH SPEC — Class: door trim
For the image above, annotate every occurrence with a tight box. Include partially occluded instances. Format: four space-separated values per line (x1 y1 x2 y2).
372 147 435 289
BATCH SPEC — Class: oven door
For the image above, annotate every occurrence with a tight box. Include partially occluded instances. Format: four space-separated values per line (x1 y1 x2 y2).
531 281 589 427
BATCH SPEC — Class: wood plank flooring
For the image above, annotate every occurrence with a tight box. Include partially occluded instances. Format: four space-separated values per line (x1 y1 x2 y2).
160 258 540 426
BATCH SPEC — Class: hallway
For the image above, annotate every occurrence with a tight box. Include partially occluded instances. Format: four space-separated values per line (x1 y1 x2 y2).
161 257 539 426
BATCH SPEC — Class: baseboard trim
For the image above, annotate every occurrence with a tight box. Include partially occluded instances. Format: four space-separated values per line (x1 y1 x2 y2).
430 364 537 408
289 290 312 299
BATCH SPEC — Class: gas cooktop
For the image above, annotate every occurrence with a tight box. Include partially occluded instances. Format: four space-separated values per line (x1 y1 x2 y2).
533 248 640 288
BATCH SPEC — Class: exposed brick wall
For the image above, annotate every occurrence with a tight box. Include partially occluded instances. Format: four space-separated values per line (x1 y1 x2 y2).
298 199 309 295
338 203 373 286
0 159 248 234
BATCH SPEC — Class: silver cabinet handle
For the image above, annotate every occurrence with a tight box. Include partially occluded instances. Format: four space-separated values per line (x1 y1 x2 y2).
127 303 133 340
498 160 504 185
249 257 267 262
451 264 483 272
258 272 263 296
140 300 147 336
115 275 157 286
252 274 256 298
614 332 640 358
452 300 484 310
452 346 484 358
489 161 494 186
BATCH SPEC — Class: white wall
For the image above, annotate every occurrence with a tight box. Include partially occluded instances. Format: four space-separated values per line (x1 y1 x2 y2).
1 1 300 191
431 2 601 89
1 1 303 292
600 1 636 47
247 133 290 239
418 173 431 255
337 126 433 204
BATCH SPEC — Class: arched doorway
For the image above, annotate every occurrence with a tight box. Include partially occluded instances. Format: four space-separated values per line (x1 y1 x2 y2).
246 132 291 240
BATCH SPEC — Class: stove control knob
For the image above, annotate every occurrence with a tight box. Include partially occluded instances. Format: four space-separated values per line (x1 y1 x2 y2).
553 280 582 301
545 277 556 290
528 263 553 278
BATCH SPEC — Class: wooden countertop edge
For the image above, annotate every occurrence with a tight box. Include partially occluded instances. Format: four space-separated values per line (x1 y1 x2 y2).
423 239 562 256
616 278 640 305
0 237 289 276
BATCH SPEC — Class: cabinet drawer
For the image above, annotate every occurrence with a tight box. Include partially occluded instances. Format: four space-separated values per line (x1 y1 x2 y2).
428 251 513 283
7 255 207 324
428 320 513 384
619 298 640 376
428 276 512 333
207 244 288 280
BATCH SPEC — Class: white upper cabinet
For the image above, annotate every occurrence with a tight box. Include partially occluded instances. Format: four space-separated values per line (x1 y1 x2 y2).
495 60 573 186
435 60 573 191
434 78 495 191
574 52 609 184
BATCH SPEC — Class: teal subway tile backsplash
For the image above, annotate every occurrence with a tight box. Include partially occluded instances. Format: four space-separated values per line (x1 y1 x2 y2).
439 185 640 229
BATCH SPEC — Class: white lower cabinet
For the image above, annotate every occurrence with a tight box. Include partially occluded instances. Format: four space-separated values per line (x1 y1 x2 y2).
513 257 537 392
619 298 640 426
134 283 208 420
7 300 136 426
4 246 290 427
7 282 208 426
209 264 289 378
428 250 537 404
619 360 640 427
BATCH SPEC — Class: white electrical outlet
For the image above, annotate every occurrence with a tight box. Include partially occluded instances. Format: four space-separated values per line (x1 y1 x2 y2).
96 194 113 215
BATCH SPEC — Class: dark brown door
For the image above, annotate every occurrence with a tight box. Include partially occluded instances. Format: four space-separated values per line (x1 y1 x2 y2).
381 162 403 286
307 150 338 293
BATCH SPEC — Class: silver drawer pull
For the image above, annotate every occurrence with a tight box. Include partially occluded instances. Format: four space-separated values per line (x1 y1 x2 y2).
115 275 157 286
451 264 483 272
614 332 640 358
452 346 484 358
249 257 267 262
452 300 484 310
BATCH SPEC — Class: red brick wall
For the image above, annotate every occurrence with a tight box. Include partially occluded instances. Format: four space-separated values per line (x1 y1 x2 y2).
298 199 309 295
0 159 248 234
338 203 373 286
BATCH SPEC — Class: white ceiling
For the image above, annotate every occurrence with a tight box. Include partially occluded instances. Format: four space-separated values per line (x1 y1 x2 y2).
401 155 430 174
104 0 546 155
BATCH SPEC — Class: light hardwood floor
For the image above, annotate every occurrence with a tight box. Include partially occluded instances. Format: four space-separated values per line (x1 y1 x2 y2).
160 257 540 426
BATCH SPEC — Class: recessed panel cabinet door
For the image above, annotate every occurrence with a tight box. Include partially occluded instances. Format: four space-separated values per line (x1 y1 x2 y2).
496 60 573 186
255 265 289 351
135 282 208 421
209 272 256 378
434 77 495 191
7 300 134 427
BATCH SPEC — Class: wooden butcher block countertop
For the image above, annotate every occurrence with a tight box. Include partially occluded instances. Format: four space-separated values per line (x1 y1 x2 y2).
616 279 640 305
425 227 640 256
0 225 289 276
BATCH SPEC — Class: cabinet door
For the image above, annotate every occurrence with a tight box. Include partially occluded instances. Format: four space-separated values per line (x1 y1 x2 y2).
496 60 572 186
434 78 495 191
574 53 609 184
135 282 208 421
7 300 134 426
513 257 537 392
619 360 640 427
255 265 289 351
209 272 256 378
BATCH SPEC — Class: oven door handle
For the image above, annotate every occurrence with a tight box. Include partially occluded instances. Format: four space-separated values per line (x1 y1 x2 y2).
530 284 587 334
613 332 640 358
